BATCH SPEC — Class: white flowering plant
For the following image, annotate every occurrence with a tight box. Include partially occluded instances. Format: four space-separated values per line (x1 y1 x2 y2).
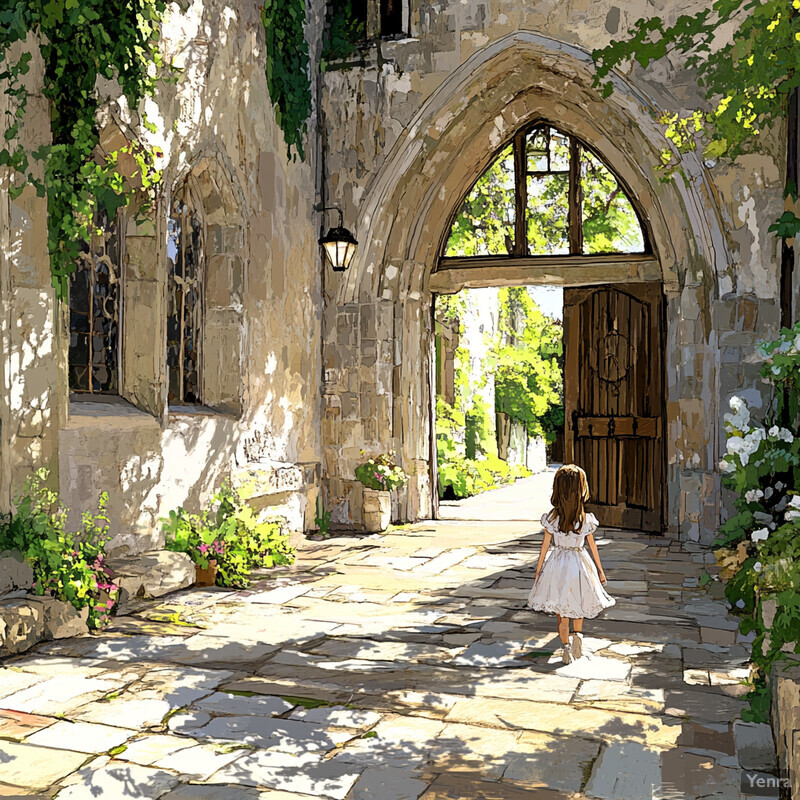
354 452 408 492
716 322 800 722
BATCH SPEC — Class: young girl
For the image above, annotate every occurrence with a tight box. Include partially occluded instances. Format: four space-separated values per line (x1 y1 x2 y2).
527 464 615 664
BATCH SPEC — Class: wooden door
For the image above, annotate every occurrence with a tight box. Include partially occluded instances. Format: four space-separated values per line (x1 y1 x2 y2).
564 283 664 532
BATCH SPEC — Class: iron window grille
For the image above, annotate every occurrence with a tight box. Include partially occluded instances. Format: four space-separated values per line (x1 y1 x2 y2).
68 210 122 395
167 183 204 406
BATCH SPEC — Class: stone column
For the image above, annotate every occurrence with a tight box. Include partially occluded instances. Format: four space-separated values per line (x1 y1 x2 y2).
0 38 66 508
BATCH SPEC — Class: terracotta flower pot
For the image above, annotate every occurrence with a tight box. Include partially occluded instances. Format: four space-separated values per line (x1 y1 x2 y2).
195 559 218 587
362 488 391 532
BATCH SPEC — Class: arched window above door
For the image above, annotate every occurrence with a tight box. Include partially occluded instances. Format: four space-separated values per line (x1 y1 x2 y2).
444 124 649 259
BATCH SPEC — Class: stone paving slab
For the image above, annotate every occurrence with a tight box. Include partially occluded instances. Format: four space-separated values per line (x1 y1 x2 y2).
574 680 666 714
307 636 460 663
193 691 293 717
502 730 601 792
176 712 354 752
420 772 575 799
0 674 125 716
153 742 244 779
26 719 131 753
0 740 88 790
117 733 196 765
160 786 265 800
0 476 756 799
444 696 684 748
288 704 381 729
582 741 662 799
57 759 181 799
349 765 428 800
211 749 362 799
0 708 55 739
0 669 48 699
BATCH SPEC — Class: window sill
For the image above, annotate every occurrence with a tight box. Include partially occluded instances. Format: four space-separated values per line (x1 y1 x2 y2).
66 394 159 430
168 404 239 421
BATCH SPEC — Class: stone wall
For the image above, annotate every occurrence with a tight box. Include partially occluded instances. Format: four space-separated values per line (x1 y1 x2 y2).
319 2 786 542
1 3 325 553
771 656 800 799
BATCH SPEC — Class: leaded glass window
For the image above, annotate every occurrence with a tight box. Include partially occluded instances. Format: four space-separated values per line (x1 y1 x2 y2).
167 187 204 405
68 211 121 394
445 124 649 259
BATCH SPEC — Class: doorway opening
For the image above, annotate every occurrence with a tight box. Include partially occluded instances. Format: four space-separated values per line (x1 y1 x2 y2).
433 285 565 517
428 121 665 531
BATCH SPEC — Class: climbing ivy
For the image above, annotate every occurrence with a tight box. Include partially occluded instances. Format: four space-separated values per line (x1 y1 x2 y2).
0 1 166 298
592 1 798 185
262 0 312 160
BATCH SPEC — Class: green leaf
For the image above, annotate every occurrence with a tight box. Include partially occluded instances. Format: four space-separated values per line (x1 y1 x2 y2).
769 211 800 240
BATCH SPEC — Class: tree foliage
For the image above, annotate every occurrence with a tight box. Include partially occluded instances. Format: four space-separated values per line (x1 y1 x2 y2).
434 290 533 499
434 288 564 499
0 0 166 297
446 144 516 256
490 288 564 441
593 0 799 203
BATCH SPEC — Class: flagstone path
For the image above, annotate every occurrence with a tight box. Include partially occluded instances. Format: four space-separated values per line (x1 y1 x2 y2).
0 473 756 799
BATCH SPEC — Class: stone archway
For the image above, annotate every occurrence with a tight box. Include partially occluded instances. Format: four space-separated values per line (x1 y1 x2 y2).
323 32 731 543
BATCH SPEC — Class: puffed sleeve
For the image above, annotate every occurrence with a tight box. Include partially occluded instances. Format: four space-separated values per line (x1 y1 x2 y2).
584 513 599 533
541 513 553 533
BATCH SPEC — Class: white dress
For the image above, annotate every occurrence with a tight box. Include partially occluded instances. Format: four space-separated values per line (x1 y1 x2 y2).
527 511 615 619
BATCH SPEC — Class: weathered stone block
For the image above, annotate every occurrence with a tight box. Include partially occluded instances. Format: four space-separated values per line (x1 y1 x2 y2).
0 551 34 597
736 297 759 332
0 598 44 655
28 596 90 640
734 720 777 772
107 551 195 615
231 462 304 499
124 235 158 281
205 254 232 308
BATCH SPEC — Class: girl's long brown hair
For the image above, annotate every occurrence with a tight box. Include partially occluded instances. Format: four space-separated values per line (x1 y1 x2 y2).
548 464 590 533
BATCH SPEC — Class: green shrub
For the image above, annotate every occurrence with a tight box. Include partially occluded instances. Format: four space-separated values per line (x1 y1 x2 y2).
437 447 531 499
163 481 295 589
0 469 118 629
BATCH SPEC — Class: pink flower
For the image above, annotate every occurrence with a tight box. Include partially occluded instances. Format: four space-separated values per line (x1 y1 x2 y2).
199 544 209 554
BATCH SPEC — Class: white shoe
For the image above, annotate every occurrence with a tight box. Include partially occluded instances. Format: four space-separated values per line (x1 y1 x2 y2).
571 633 583 659
561 643 573 664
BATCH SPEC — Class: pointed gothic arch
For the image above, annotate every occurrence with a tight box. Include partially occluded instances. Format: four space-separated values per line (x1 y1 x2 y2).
323 32 731 542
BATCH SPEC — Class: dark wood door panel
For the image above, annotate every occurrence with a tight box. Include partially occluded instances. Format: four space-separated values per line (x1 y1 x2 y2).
564 283 664 533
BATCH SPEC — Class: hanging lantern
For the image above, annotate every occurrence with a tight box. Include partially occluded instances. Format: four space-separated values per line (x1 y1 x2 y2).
317 206 358 271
